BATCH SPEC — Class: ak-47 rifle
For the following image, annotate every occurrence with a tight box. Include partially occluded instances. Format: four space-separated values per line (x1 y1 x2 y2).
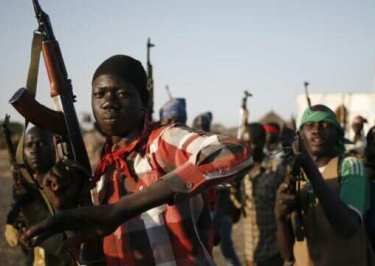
1 115 22 183
281 133 305 241
9 1 103 264
31 0 91 172
165 85 173 100
304 81 312 108
147 37 155 119
237 90 252 140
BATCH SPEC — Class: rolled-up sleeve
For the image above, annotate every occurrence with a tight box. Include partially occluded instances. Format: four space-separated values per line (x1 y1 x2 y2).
150 125 252 201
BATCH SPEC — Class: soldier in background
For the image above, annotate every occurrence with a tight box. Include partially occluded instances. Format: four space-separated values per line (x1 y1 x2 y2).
241 123 284 266
4 126 74 266
159 97 187 125
263 123 281 156
192 112 213 132
346 115 368 157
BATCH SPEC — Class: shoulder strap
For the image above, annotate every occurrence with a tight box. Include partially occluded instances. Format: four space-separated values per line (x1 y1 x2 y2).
16 32 42 166
15 32 54 215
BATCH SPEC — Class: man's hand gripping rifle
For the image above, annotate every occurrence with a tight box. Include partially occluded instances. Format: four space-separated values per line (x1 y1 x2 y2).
281 132 305 241
9 1 104 264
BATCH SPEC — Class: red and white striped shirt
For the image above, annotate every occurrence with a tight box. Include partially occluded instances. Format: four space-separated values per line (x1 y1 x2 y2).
93 123 252 266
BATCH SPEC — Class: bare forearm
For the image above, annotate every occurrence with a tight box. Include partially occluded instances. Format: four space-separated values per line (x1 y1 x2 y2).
301 157 359 236
276 219 295 261
112 179 174 225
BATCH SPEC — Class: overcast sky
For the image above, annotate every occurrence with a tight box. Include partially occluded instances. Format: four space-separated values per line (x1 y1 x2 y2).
0 0 374 127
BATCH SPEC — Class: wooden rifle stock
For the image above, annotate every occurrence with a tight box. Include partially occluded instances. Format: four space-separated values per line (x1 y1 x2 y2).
32 1 104 263
9 88 66 136
42 41 67 97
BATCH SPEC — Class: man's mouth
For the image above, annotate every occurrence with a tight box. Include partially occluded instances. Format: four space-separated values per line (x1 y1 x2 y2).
29 158 40 165
310 137 325 146
102 112 120 121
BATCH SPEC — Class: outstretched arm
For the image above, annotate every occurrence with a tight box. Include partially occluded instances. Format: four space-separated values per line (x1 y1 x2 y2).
24 127 251 246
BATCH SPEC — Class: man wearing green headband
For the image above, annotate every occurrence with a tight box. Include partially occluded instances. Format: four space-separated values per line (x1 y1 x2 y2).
275 104 370 266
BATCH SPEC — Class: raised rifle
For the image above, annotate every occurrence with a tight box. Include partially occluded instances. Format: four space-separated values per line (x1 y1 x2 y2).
237 90 252 140
1 115 22 183
304 81 312 108
165 85 173 100
10 1 103 264
31 0 90 172
281 133 305 241
147 37 155 119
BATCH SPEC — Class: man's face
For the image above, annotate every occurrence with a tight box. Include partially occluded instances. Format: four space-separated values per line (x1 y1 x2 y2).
301 121 338 157
249 132 265 156
92 74 145 137
24 129 54 173
266 132 279 145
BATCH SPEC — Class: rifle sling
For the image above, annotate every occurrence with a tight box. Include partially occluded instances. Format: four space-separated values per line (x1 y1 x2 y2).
15 32 54 215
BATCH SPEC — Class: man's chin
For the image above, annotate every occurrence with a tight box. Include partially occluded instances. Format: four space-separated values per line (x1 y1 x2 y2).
100 125 130 138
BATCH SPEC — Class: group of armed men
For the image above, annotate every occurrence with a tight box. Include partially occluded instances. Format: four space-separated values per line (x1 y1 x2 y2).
3 55 375 266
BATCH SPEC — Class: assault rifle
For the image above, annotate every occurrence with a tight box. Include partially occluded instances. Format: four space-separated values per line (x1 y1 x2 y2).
281 132 305 241
304 81 312 108
31 0 90 172
1 115 22 183
147 37 155 119
9 1 103 264
237 90 252 140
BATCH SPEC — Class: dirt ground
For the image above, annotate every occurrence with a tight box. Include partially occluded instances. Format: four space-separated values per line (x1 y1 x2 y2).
0 149 245 266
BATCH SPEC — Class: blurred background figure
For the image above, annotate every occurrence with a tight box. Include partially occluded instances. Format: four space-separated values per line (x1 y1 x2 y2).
159 98 187 125
263 122 281 156
241 123 284 266
5 126 74 266
346 115 368 156
192 112 213 132
81 113 106 169
364 126 375 250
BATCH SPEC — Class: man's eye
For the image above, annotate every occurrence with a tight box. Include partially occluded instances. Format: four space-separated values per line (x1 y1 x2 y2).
117 90 129 98
93 91 104 98
320 122 331 129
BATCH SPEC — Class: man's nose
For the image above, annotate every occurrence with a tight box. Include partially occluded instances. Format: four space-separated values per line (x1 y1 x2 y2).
310 123 323 133
102 91 119 109
30 143 40 153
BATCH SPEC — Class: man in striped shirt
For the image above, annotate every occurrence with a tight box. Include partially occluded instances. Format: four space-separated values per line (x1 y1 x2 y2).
24 55 252 266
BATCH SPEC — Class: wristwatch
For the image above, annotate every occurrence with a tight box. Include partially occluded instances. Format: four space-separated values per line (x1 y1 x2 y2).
283 261 294 266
